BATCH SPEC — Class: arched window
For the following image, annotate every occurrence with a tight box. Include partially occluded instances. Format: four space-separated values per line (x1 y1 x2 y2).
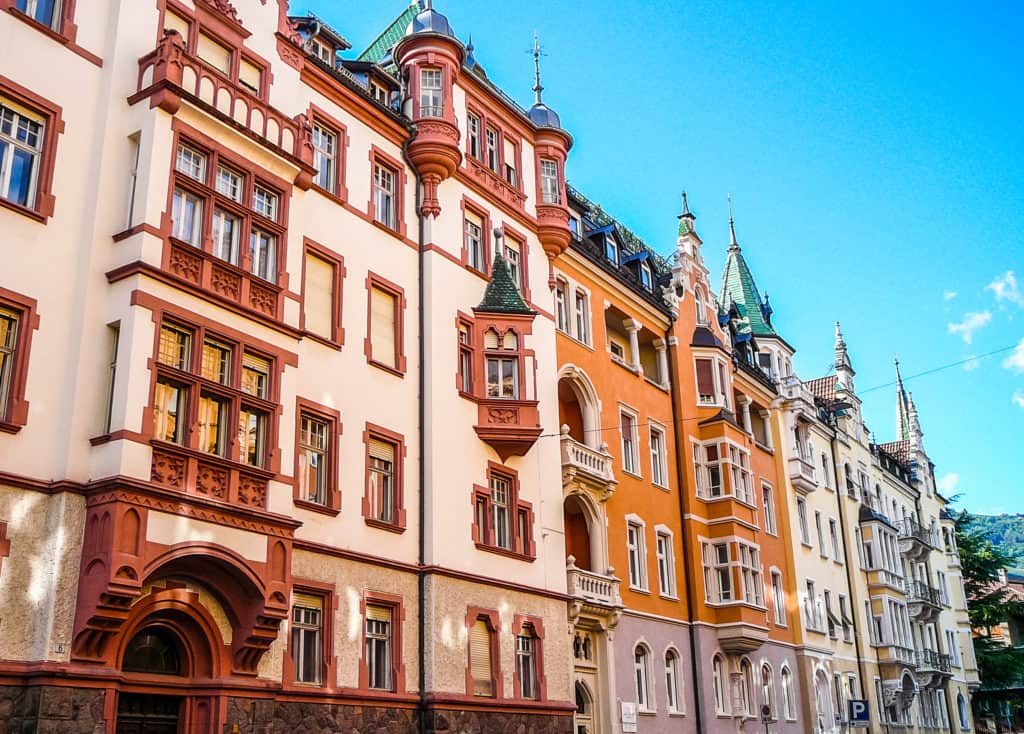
122 626 183 675
575 681 594 734
665 649 682 713
695 286 708 326
761 662 776 719
712 655 728 714
780 665 795 720
634 644 653 711
957 693 969 730
739 657 754 716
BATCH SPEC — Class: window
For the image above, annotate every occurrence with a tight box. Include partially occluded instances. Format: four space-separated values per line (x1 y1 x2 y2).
829 518 842 562
364 605 393 690
815 510 826 556
369 80 388 105
574 290 590 345
103 323 120 433
211 207 241 265
771 570 786 625
302 249 340 342
473 466 533 558
650 425 667 486
695 357 729 406
163 9 190 46
797 498 810 544
540 158 560 204
781 666 796 719
367 279 403 373
197 33 231 75
457 319 473 392
839 594 853 642
469 616 495 696
729 445 753 503
761 664 776 719
484 328 519 399
373 162 397 229
824 589 838 638
503 137 518 187
739 658 754 716
738 543 764 606
504 236 523 290
485 126 499 173
634 645 652 711
695 442 723 498
14 0 63 29
695 286 708 326
298 413 331 505
0 298 34 428
467 112 481 159
640 262 653 291
702 541 732 602
958 693 969 730
610 339 626 362
464 210 485 271
171 187 203 246
419 68 443 118
655 531 675 597
604 234 618 265
291 592 323 684
712 655 728 714
239 58 262 95
311 123 337 193
665 650 682 713
620 410 639 475
309 37 333 65
762 483 777 534
516 625 539 700
365 427 404 530
626 522 647 589
554 280 568 332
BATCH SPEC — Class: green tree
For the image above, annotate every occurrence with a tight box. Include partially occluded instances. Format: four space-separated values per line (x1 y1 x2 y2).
956 510 1024 732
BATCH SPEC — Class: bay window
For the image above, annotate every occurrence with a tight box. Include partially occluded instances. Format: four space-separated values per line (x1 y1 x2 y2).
702 541 732 602
484 328 519 399
171 188 203 246
694 441 723 498
729 445 753 503
539 159 560 204
211 207 241 265
419 68 443 118
738 543 764 606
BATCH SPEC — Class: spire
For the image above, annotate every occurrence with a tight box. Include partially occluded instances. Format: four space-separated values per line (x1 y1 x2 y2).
834 321 855 391
895 355 912 441
728 194 739 252
532 31 544 106
677 191 696 237
908 390 924 449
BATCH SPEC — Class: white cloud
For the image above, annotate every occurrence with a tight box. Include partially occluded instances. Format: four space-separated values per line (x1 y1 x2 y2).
943 290 958 301
947 311 992 344
987 271 1024 307
1004 338 1024 373
962 355 980 372
1014 391 1024 410
937 473 960 494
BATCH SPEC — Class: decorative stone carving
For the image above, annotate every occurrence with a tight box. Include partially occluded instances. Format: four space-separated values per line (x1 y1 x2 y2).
168 244 202 283
151 450 186 489
211 265 241 300
238 474 268 509
249 283 277 315
195 463 229 500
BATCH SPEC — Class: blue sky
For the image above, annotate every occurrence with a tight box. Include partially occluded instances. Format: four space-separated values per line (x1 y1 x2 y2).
304 0 1024 515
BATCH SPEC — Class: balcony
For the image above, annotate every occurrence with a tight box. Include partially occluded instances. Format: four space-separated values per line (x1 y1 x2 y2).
916 649 953 688
875 643 917 668
905 579 943 621
867 568 906 595
566 560 623 625
788 454 817 494
560 430 616 500
897 518 937 560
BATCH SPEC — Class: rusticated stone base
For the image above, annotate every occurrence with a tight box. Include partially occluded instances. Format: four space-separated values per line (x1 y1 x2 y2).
0 685 107 733
423 708 573 734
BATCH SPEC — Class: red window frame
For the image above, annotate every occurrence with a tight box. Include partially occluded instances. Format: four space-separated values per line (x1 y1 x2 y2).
366 145 408 239
358 591 406 695
0 286 40 433
465 606 502 698
512 614 547 702
307 104 348 203
456 312 475 397
459 196 491 276
363 272 407 377
0 75 65 222
300 238 345 349
293 397 342 516
471 462 536 561
283 580 337 690
361 422 407 533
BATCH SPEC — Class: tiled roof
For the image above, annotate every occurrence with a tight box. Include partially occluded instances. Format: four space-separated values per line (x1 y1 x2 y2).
475 255 532 315
721 247 775 338
567 185 672 276
806 375 838 402
357 2 421 63
878 440 913 466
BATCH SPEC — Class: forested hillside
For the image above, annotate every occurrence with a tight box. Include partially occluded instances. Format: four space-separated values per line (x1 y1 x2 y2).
970 513 1024 572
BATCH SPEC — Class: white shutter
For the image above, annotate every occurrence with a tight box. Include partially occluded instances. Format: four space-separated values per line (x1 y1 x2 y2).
370 288 397 367
470 619 493 696
304 253 334 337
483 328 499 350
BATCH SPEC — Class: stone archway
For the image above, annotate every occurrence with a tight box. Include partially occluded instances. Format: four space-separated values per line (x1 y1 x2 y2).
558 365 602 448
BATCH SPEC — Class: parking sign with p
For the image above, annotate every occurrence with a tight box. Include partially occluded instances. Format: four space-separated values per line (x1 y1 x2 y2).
849 699 870 728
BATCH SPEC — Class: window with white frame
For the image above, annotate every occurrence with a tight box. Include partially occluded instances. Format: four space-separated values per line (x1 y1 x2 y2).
650 425 668 486
372 162 397 229
627 521 647 589
640 262 653 291
797 497 810 545
815 510 826 557
540 158 561 204
634 645 652 711
554 280 568 333
655 531 676 597
739 658 754 716
946 630 960 667
762 483 777 535
665 650 682 713
574 289 590 345
712 655 728 714
311 123 337 193
829 518 843 562
504 236 523 290
702 541 732 603
761 664 776 719
729 445 753 503
805 579 820 630
419 68 443 118
781 666 796 719
694 441 723 498
839 594 853 642
738 543 764 606
464 210 485 271
771 570 786 625
620 410 639 475
291 592 324 685
604 233 618 265
695 357 730 407
466 112 481 159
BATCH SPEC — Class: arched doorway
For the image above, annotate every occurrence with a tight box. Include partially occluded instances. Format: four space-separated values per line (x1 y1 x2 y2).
574 680 595 734
558 366 601 448
117 627 185 733
564 494 594 571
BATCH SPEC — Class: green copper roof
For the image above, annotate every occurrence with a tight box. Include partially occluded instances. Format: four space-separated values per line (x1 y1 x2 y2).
357 2 421 63
475 255 533 314
720 245 776 338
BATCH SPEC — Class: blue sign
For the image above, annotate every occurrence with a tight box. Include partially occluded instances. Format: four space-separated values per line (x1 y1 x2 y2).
849 699 870 728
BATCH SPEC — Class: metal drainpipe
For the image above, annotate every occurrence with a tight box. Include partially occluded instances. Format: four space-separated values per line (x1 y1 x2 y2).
665 324 705 734
828 419 870 714
400 126 428 734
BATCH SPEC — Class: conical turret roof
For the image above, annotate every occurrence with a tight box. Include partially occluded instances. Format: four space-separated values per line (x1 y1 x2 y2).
475 254 533 315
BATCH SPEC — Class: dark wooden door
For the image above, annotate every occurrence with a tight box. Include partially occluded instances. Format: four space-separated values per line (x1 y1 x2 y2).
116 694 181 734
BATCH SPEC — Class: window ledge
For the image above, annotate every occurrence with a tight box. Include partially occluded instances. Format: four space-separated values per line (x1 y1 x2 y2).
370 218 405 242
302 330 344 351
294 498 341 517
643 377 669 392
622 468 643 480
555 330 594 352
638 709 657 716
474 542 535 563
365 518 407 534
659 593 680 602
0 419 24 434
368 359 406 378
311 183 347 208
0 196 47 224
668 711 686 718
629 586 651 595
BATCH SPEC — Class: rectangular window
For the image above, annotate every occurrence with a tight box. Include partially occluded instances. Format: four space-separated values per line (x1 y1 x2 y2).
197 33 231 75
153 378 186 444
163 9 190 46
175 143 206 181
103 322 120 433
458 321 473 392
620 411 639 475
815 511 827 557
839 594 853 642
695 442 723 498
248 227 277 282
197 393 229 456
485 356 518 399
797 497 810 544
470 617 494 696
253 184 278 221
696 358 716 404
158 324 192 371
310 37 333 65
368 437 396 524
829 518 842 562
771 570 786 625
298 413 330 504
373 163 396 229
707 542 732 602
739 543 764 606
464 210 485 271
369 286 398 370
239 58 262 95
291 593 323 685
640 262 653 291
238 406 267 468
171 187 204 246
825 589 837 638
490 474 512 550
554 281 569 333
729 445 752 503
419 68 443 117
467 112 481 159
15 0 63 29
656 532 675 597
627 522 646 589
516 629 538 700
805 580 819 630
200 339 232 385
504 237 522 290
503 137 518 186
365 605 393 691
573 290 590 344
485 127 499 173
211 207 241 265
762 483 777 535
311 124 337 193
303 252 336 339
216 165 243 201
540 159 560 204
126 132 141 228
650 426 667 486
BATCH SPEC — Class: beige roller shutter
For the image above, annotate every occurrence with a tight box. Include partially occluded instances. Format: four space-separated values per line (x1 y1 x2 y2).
366 604 392 623
239 58 262 94
292 592 322 611
369 438 395 463
470 618 493 696
197 33 231 75
370 287 397 367
163 10 190 46
304 253 334 338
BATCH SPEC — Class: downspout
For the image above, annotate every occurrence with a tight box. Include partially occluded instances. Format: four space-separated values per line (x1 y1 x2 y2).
828 420 869 712
665 324 705 734
400 125 428 734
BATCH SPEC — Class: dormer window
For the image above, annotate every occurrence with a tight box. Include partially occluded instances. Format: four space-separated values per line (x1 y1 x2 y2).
540 159 561 204
310 37 334 65
419 68 443 118
640 262 653 291
605 234 618 266
370 81 389 105
569 216 580 237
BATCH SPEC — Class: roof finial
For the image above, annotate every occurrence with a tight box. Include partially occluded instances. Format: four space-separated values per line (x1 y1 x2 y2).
467 32 474 52
681 191 692 217
532 31 544 106
728 194 739 251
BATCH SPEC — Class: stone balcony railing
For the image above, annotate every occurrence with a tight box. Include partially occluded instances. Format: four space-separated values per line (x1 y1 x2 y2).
877 643 917 667
566 560 622 610
788 454 817 494
560 429 616 498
